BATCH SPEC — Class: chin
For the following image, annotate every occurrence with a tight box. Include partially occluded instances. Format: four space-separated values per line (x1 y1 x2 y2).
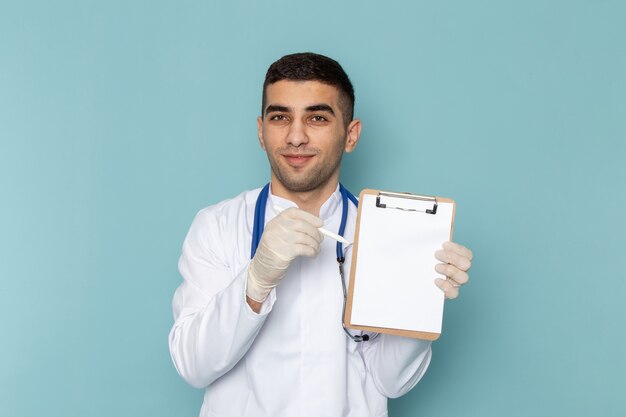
276 174 326 193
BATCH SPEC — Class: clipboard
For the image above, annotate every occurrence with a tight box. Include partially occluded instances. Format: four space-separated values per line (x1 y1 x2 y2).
344 189 456 341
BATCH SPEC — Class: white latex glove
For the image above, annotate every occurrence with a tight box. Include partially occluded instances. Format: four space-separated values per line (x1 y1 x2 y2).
434 241 473 299
247 207 324 302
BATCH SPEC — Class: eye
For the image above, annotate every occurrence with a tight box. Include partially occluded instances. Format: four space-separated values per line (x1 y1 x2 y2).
268 114 290 123
310 115 328 123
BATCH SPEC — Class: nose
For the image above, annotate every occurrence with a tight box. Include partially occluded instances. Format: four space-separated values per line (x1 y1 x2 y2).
286 118 309 147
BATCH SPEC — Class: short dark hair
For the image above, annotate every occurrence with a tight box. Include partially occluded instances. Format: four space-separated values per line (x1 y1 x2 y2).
262 52 355 126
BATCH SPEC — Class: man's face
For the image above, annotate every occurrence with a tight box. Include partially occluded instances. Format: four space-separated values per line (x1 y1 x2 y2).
257 80 360 194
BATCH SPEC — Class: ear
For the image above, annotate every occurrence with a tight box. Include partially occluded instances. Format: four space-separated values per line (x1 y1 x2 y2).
257 116 266 150
344 119 362 153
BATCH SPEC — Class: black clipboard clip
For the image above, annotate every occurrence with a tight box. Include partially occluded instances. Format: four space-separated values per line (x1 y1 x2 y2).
375 191 438 215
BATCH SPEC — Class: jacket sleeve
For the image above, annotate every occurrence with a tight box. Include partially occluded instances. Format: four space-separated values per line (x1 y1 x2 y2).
168 209 275 389
361 334 432 398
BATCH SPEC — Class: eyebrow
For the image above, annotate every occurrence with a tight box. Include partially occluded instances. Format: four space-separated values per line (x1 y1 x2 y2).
306 104 335 115
264 103 336 117
265 105 289 115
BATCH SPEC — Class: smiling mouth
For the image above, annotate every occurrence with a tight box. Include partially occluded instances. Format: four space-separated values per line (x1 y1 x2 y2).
282 154 315 167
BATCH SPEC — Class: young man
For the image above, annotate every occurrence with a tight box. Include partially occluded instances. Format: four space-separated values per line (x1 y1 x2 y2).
169 52 473 417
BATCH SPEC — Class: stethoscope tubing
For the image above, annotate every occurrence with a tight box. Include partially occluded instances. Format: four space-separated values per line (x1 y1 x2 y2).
250 183 370 342
251 183 357 260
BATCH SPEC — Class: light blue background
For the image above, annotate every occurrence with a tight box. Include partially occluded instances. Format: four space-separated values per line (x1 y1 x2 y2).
1 1 624 416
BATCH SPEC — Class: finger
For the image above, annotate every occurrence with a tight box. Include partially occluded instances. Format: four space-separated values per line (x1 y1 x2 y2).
284 229 323 249
435 249 472 272
292 242 322 258
435 263 469 285
265 232 322 260
434 249 447 263
435 278 459 299
284 219 324 243
281 207 324 228
443 241 473 261
273 218 323 243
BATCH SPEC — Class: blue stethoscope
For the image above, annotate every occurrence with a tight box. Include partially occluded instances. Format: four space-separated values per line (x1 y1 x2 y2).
251 183 370 342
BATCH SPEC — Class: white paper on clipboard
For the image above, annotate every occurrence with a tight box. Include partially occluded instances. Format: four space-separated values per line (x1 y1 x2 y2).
347 190 455 337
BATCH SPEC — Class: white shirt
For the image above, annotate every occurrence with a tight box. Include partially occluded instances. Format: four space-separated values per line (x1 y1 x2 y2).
169 186 432 417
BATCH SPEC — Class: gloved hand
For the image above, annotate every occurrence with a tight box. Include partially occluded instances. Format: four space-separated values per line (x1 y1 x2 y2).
247 207 324 303
434 241 473 299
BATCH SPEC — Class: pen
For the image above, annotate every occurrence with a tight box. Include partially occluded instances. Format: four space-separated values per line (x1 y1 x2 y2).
273 205 352 245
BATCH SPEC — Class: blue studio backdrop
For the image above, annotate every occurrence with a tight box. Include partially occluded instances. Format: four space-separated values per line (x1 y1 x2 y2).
1 1 625 416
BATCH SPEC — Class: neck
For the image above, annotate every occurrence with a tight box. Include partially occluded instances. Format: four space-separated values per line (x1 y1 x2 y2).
270 177 339 216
